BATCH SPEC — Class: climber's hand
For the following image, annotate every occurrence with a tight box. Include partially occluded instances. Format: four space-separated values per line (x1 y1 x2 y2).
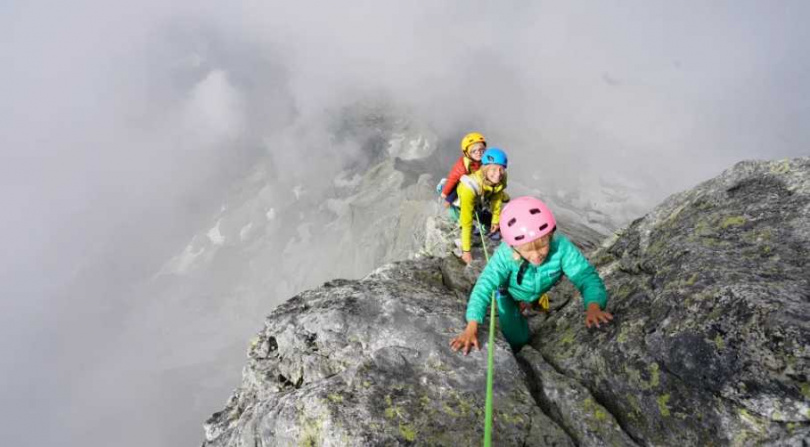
461 251 473 264
450 322 480 355
585 303 613 328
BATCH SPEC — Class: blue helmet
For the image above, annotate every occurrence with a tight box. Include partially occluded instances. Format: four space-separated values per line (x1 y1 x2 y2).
482 148 508 168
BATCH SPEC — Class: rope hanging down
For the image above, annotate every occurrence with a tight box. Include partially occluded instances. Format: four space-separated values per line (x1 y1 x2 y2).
474 210 496 447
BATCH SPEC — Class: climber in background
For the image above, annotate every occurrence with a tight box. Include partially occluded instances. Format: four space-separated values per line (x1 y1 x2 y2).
455 147 510 264
436 132 487 221
450 196 613 354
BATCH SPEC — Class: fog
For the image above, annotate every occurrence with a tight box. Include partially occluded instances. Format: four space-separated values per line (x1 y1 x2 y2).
2 1 809 445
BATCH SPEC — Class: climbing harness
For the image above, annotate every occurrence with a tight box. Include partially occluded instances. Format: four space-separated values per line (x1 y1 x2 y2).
539 293 550 312
510 260 551 312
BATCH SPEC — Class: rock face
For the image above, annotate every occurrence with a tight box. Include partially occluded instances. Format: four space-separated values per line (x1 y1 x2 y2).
202 258 572 446
203 158 810 446
533 158 810 446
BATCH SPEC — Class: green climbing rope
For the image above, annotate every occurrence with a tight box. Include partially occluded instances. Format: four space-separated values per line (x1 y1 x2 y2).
474 211 496 447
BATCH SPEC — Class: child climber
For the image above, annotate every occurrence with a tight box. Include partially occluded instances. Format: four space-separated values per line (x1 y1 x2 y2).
439 132 487 209
456 148 509 264
450 196 613 354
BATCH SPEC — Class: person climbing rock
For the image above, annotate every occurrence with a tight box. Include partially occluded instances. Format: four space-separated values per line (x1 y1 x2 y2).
456 147 510 264
436 132 487 220
450 196 613 353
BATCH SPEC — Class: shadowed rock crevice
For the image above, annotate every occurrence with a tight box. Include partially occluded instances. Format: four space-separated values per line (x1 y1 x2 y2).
515 353 585 447
536 347 643 446
585 389 645 447
517 347 641 447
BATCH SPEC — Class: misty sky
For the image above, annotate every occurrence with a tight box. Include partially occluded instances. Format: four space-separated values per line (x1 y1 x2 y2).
2 1 809 446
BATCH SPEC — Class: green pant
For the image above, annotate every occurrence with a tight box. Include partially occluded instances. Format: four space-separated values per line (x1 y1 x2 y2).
447 205 461 222
496 290 531 351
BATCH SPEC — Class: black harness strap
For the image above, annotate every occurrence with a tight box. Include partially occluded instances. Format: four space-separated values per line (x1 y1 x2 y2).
505 259 530 288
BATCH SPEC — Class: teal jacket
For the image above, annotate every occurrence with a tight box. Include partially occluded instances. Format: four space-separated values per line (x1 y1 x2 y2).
466 234 608 324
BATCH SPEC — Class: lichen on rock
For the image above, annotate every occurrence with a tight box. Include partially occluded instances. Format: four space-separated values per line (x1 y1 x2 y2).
203 158 810 446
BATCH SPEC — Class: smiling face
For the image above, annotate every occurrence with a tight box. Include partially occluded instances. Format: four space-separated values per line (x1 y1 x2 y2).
483 163 505 184
513 234 552 265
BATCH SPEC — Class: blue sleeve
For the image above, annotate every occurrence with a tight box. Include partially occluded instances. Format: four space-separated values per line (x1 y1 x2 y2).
445 189 458 204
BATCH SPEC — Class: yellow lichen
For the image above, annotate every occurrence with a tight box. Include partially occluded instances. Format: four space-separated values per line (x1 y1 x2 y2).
617 326 630 344
297 413 325 447
583 398 608 422
714 334 725 350
560 327 576 345
399 423 417 442
800 383 810 399
694 219 713 236
648 363 661 388
454 392 474 417
442 403 459 417
657 394 671 417
683 273 699 286
384 395 401 420
720 216 746 230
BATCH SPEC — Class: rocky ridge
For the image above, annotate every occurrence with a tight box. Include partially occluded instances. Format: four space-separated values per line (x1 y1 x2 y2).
203 158 809 446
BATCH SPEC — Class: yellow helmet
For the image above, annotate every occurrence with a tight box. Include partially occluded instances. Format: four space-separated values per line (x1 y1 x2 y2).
460 132 487 155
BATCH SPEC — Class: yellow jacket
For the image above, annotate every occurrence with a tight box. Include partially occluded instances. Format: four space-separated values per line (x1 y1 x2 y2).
457 169 508 252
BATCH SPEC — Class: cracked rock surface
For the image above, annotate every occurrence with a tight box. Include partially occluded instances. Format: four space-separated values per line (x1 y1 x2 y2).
534 158 810 446
203 158 809 446
203 258 572 446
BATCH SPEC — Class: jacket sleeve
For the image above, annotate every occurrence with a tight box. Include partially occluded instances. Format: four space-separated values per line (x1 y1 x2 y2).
441 158 468 197
457 181 477 252
490 191 505 226
558 235 608 310
490 175 508 225
466 245 512 323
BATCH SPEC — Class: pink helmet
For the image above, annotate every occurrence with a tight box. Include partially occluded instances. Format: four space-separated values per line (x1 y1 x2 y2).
500 196 557 247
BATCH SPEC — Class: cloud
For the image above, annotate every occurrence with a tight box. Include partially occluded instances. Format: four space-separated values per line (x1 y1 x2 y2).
2 1 810 445
183 70 246 143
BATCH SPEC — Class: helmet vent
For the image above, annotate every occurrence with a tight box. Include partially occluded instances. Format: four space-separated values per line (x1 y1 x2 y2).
539 223 549 231
514 235 525 241
507 218 517 227
529 208 542 215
